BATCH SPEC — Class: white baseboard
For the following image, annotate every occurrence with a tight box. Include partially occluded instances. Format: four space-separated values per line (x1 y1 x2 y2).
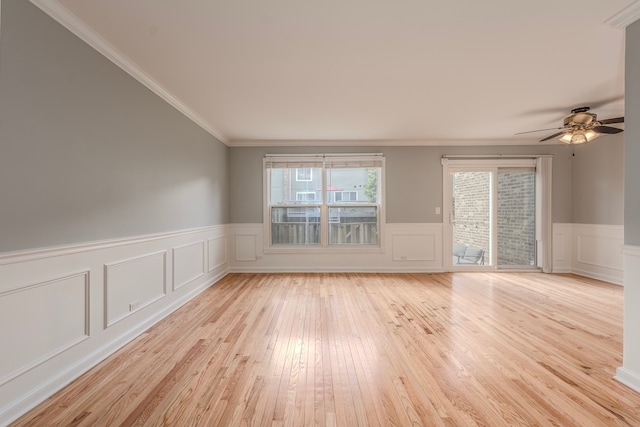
615 367 640 394
0 226 229 426
571 267 623 286
229 266 446 273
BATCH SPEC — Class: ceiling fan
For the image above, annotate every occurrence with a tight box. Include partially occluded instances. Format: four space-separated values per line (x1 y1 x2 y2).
517 107 624 144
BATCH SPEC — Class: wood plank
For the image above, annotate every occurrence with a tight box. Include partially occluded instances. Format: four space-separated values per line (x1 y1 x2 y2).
11 272 640 426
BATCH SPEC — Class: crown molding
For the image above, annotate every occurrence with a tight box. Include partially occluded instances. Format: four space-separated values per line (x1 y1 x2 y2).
606 0 640 28
28 0 229 145
227 138 551 147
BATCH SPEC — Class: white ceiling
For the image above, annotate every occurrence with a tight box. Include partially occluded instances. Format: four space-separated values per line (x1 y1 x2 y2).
34 0 638 146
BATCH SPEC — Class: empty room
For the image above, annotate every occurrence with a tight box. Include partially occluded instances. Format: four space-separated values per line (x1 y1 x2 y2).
2 0 640 425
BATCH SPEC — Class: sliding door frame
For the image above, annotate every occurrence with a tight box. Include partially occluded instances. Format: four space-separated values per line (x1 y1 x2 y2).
441 156 553 272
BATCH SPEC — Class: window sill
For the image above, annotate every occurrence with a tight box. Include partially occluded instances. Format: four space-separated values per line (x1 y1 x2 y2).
263 245 385 255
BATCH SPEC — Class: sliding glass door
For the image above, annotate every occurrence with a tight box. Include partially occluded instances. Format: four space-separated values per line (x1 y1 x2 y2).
443 158 542 271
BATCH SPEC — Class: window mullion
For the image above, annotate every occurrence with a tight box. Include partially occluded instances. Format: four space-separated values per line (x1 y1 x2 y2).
321 166 328 247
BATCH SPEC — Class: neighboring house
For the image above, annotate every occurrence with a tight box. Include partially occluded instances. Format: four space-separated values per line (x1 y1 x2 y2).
272 167 369 205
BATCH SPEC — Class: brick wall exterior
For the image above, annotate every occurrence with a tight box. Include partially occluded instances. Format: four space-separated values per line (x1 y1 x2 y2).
452 171 535 266
452 172 491 258
497 172 536 266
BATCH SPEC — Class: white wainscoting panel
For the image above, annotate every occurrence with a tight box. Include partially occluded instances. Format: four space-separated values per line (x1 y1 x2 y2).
552 223 624 285
0 225 228 426
173 241 205 290
552 223 572 273
230 222 620 280
0 271 89 386
208 236 227 272
572 224 624 285
235 233 258 262
577 234 622 268
228 223 443 272
616 245 640 393
104 251 166 327
392 233 436 261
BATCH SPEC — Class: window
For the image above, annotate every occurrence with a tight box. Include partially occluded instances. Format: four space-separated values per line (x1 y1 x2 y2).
296 192 316 201
334 191 358 202
296 168 312 181
265 154 384 249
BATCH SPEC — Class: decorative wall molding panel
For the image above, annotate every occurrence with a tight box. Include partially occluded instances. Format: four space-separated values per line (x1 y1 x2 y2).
172 241 205 290
552 223 624 285
552 223 573 273
0 225 228 425
104 251 167 327
208 236 227 272
235 233 259 262
228 223 443 272
0 270 89 387
392 233 436 261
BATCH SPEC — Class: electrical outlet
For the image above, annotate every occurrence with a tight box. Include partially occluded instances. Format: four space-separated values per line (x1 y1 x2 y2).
435 207 441 215
129 301 141 311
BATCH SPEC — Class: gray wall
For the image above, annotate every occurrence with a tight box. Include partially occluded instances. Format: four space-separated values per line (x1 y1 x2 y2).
229 144 574 224
0 0 229 253
2 0 621 254
622 15 640 384
626 20 640 244
572 133 624 225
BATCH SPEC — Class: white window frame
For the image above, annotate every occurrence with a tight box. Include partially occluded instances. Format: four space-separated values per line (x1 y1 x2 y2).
264 153 385 253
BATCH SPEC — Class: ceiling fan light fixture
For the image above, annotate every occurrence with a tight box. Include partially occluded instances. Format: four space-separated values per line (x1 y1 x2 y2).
522 106 623 143
559 128 600 144
584 129 600 141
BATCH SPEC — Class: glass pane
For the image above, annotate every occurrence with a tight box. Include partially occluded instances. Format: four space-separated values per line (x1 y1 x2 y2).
328 207 378 245
271 207 320 245
451 171 491 266
269 168 322 205
497 170 536 266
327 167 380 204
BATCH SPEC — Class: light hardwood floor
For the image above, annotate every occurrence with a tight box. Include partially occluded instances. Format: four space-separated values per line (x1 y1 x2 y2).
12 273 640 426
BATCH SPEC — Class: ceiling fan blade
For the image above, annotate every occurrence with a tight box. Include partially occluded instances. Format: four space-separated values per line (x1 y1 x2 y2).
599 117 624 125
514 127 564 135
518 95 623 117
592 126 624 134
539 131 566 142
584 95 625 110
